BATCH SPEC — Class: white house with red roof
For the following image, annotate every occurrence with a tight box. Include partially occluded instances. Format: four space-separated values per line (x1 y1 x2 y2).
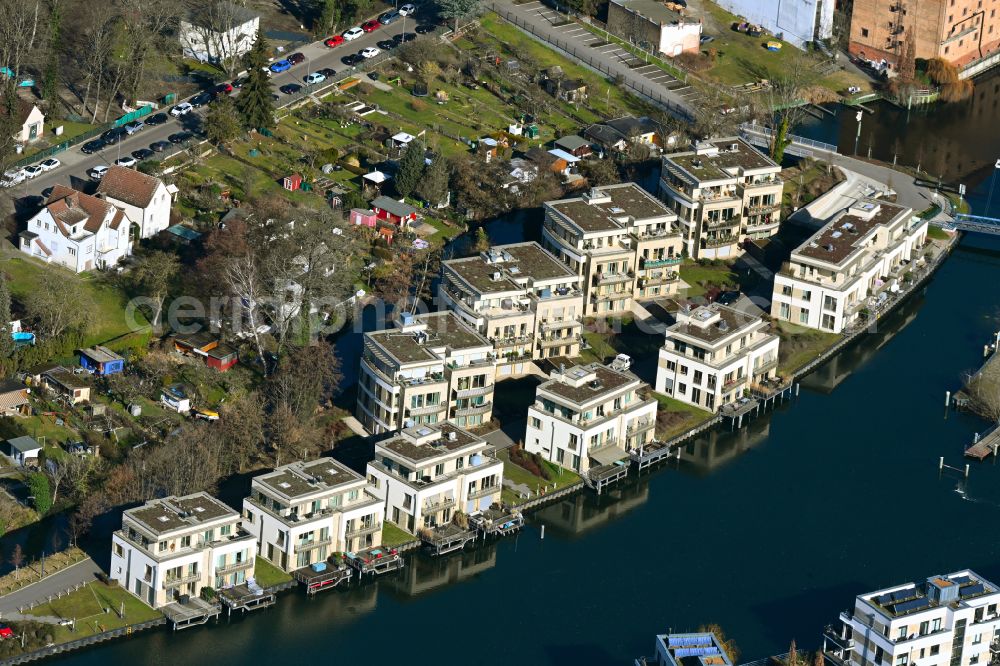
96 166 174 239
19 186 133 272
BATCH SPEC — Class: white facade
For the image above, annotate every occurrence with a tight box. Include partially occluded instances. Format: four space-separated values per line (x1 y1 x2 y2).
824 570 1000 666
179 3 260 64
242 458 384 572
716 0 834 50
525 358 659 475
97 166 173 239
110 493 256 609
367 422 504 533
656 302 780 412
19 187 132 272
356 311 497 435
771 199 928 333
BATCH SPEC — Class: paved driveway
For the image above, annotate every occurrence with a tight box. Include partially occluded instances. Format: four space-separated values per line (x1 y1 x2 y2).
0 557 104 616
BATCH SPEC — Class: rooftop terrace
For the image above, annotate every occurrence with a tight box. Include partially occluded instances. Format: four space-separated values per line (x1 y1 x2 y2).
254 458 364 501
367 311 491 365
664 138 778 183
546 183 673 234
126 492 237 536
862 570 998 618
444 242 577 295
541 363 639 404
669 303 762 345
378 422 485 463
795 199 911 265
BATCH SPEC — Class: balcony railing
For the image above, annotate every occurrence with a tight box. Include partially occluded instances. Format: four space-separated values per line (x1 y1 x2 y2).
455 401 492 416
703 236 738 248
627 418 655 435
468 484 501 500
422 496 456 514
345 521 382 540
641 256 682 269
593 271 634 286
722 375 748 391
163 571 200 589
454 384 493 399
539 334 581 348
753 357 779 375
747 203 780 215
491 333 534 348
216 559 254 576
704 216 740 230
295 536 333 552
638 271 678 287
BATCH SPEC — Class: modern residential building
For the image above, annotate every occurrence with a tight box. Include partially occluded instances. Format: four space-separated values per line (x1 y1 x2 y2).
96 166 174 239
242 458 385 573
110 492 257 609
525 357 659 475
655 302 781 411
659 138 783 259
607 0 702 56
19 186 132 272
637 631 735 666
356 311 496 434
823 570 1000 666
439 242 585 362
848 0 1000 74
542 183 683 316
366 422 504 533
179 2 260 65
716 0 834 50
771 199 928 333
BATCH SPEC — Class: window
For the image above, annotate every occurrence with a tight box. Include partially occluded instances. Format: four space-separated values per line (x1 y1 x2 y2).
895 654 907 666
919 620 929 636
159 541 167 552
180 535 191 548
530 416 542 429
456 457 464 469
780 303 791 319
434 463 445 477
678 383 687 394
781 285 792 296
680 365 688 375
347 489 359 502
970 656 979 665
799 309 810 324
930 645 940 656
801 290 812 301
114 543 123 557
556 448 565 463
220 524 231 536
861 27 869 37
897 627 907 640
973 633 983 645
932 618 942 632
693 370 703 385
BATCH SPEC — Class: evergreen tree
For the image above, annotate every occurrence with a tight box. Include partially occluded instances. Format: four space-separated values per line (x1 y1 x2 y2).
205 96 243 145
41 0 62 103
0 274 13 359
435 0 481 33
317 0 342 35
416 156 449 205
236 31 276 131
0 81 21 173
395 140 425 199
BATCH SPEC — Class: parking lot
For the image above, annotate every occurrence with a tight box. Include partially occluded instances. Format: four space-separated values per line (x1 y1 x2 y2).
494 0 700 107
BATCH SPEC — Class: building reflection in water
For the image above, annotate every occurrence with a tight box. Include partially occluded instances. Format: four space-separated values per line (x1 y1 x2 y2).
388 543 499 598
534 481 650 537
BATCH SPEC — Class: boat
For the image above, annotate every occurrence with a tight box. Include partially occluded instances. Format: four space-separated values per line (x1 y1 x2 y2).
766 41 782 51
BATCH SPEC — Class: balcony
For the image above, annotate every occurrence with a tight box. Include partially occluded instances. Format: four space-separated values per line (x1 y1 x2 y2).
640 256 682 269
491 333 534 349
422 496 456 514
753 357 779 375
455 401 492 417
295 536 333 552
740 177 782 191
626 418 655 435
703 236 738 249
539 334 581 348
704 216 741 230
722 375 747 391
747 203 780 215
593 270 634 286
638 271 678 287
216 559 254 576
455 384 493 399
163 570 200 589
345 521 382 540
468 483 501 500
631 228 681 242
407 403 446 418
590 291 629 304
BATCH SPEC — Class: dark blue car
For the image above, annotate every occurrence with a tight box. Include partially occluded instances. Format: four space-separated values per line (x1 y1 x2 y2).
270 59 292 73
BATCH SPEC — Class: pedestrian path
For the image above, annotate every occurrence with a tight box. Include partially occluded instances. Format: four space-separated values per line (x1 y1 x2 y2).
0 558 103 616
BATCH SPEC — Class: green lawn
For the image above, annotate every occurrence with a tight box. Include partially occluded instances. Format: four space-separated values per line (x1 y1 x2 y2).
499 448 581 506
652 393 715 440
381 521 417 547
926 225 950 240
2 257 149 347
252 556 292 589
700 3 802 85
680 260 740 297
775 320 840 376
25 582 161 643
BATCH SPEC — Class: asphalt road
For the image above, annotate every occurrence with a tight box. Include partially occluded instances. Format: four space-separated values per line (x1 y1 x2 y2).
5 12 431 203
0 557 103 616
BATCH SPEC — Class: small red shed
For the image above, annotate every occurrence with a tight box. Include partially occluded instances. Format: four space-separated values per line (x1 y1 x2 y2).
350 208 378 228
283 173 303 191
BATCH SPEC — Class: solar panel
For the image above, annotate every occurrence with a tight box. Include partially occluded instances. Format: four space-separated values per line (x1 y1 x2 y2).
894 598 931 614
951 575 972 585
961 583 986 597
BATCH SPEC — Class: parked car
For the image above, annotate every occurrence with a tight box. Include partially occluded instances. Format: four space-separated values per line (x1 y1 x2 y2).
190 91 213 107
81 138 105 154
361 47 381 59
287 52 305 65
89 165 109 180
0 626 13 639
414 23 435 34
361 19 381 32
1 169 24 187
343 26 364 40
325 35 345 48
145 112 168 125
171 102 193 117
393 32 416 45
123 120 145 135
342 53 363 66
39 157 60 171
379 10 400 24
22 165 42 178
279 83 302 94
317 67 337 78
101 129 123 145
715 290 740 306
214 82 234 95
399 3 416 15
168 131 193 144
269 59 292 73
232 76 248 88
131 148 155 161
150 140 171 152
700 34 714 43
115 156 137 168
304 72 326 85
377 39 396 50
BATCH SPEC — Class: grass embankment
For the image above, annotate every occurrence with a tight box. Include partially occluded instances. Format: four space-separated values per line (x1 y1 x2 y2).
679 260 740 298
25 581 161 643
0 548 88 596
926 225 950 240
653 393 715 441
252 556 293 589
381 521 417 547
499 448 581 506
775 320 840 376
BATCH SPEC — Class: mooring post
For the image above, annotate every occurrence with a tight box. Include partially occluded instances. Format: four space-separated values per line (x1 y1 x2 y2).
795 383 800 397
945 391 951 406
965 464 970 478
939 456 944 471
540 524 545 539
975 432 981 444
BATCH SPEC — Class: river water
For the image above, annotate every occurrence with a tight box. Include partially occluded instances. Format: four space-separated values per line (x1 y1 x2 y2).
41 86 1000 665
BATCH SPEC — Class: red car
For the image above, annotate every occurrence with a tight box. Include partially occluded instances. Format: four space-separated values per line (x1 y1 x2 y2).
361 19 381 32
324 35 345 48
287 52 305 65
214 82 234 95
0 627 13 639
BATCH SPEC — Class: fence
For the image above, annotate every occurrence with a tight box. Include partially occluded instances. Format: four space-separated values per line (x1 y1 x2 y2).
113 104 154 128
490 7 693 121
0 617 166 665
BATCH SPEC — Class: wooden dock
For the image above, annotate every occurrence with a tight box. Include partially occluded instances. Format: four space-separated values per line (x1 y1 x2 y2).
965 425 1000 460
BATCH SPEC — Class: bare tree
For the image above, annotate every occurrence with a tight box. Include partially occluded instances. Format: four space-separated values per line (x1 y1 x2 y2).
963 362 1000 423
180 0 254 77
119 0 181 104
9 544 23 580
0 0 45 79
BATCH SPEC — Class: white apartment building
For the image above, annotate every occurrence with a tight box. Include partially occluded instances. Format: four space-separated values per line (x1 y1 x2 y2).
525 357 659 475
96 166 174 239
179 2 260 65
356 311 496 434
110 493 257 609
366 422 504 533
19 186 132 272
543 183 683 317
771 199 928 333
655 302 781 412
659 138 783 260
439 242 585 362
242 458 385 573
823 570 1000 666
